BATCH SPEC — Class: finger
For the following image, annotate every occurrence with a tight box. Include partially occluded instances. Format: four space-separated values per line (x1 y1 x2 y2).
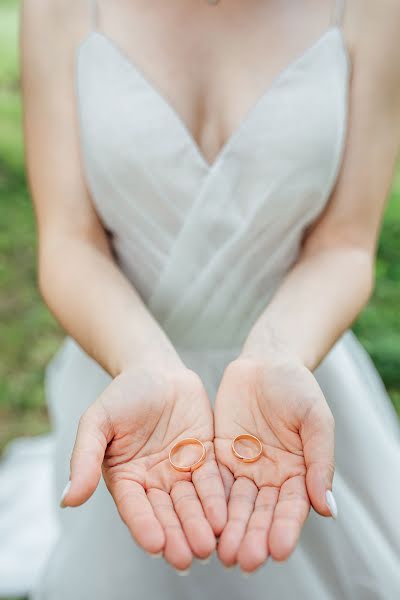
300 402 336 517
268 475 310 562
192 449 227 536
147 487 192 570
217 476 258 567
171 480 216 559
110 480 165 555
237 486 279 572
217 462 235 501
63 403 113 507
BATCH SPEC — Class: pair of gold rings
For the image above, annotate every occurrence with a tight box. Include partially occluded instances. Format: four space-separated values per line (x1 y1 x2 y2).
168 434 262 472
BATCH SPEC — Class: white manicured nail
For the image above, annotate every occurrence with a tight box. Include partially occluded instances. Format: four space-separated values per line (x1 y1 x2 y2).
175 568 191 576
198 555 212 564
149 551 163 559
240 569 251 578
326 490 338 519
59 480 71 508
223 564 235 570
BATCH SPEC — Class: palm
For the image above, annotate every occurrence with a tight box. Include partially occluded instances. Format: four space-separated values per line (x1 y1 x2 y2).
68 367 227 570
102 368 213 490
214 356 334 572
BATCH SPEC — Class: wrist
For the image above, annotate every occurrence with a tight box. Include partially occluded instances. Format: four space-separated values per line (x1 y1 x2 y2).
113 337 186 377
240 324 312 370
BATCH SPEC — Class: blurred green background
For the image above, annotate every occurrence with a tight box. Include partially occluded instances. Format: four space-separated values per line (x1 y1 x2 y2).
1 0 399 461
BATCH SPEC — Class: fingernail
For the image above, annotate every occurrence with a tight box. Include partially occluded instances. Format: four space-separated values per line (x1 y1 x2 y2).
149 551 163 559
175 568 191 576
326 490 338 519
240 569 251 578
197 555 212 565
223 564 235 571
59 480 71 508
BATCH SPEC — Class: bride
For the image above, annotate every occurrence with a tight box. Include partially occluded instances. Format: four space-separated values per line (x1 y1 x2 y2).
13 0 400 597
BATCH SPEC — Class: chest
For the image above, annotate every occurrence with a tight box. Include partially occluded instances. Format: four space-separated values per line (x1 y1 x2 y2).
73 18 352 335
90 1 344 167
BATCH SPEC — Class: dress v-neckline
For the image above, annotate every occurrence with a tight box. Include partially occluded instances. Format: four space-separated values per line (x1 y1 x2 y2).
76 24 349 174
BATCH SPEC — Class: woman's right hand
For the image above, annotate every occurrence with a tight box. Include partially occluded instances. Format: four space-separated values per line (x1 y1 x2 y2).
60 360 227 571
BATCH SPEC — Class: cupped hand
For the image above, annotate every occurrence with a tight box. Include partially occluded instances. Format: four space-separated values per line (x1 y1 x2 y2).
61 363 227 571
214 354 335 572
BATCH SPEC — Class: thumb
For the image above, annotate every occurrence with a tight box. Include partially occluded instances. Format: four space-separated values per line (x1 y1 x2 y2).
60 402 113 508
300 400 337 519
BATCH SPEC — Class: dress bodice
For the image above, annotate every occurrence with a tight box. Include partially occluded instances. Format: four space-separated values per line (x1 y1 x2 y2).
74 2 352 349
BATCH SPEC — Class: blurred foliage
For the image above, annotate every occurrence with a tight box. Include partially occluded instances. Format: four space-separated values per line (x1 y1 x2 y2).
352 170 400 414
0 0 399 459
0 0 63 453
0 0 20 89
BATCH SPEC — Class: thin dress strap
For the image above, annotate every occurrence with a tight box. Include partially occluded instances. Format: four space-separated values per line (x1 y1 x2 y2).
89 0 98 31
332 0 345 27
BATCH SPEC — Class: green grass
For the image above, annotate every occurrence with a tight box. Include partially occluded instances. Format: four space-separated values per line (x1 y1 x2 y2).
0 0 399 457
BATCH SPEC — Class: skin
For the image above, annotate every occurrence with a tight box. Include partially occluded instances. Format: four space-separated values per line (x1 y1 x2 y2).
21 0 400 575
68 364 227 570
214 355 334 570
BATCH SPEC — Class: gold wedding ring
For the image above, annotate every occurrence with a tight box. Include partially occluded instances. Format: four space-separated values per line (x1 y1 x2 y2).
168 437 207 472
231 434 263 463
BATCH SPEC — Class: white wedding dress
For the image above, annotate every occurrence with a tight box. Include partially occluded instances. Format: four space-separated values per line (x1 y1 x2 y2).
1 0 399 598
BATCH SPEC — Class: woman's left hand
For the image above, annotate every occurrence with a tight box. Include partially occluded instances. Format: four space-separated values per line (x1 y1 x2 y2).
214 353 336 573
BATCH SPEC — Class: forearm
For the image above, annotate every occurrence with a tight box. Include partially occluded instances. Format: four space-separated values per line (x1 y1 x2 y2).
241 244 374 371
38 235 183 377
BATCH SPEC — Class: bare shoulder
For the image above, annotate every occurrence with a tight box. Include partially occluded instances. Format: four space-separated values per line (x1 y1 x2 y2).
349 0 400 107
20 0 88 74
